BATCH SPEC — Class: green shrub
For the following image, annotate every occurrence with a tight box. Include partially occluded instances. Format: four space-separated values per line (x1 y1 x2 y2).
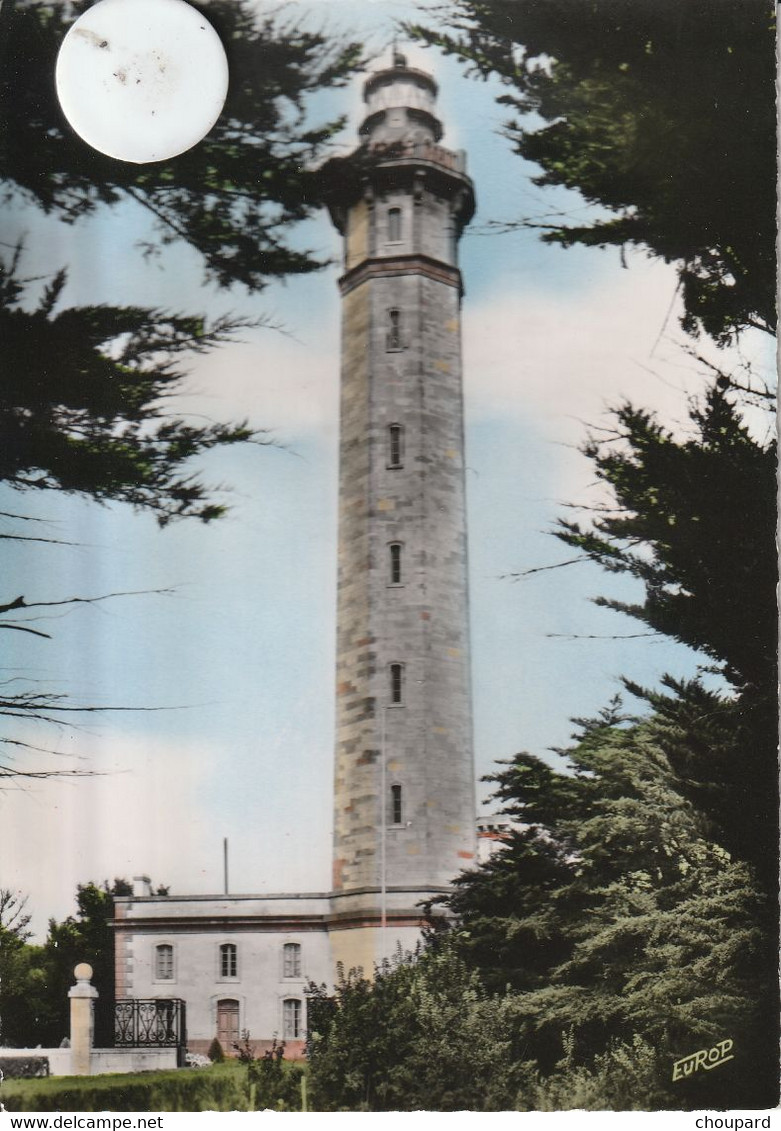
207 1038 224 1063
515 1033 669 1111
236 1033 305 1111
0 1056 49 1079
307 946 521 1111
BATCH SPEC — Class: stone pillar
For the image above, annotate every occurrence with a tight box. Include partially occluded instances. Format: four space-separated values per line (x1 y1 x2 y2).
68 962 98 1075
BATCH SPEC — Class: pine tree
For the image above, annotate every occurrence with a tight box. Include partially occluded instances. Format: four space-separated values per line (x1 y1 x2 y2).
554 386 777 892
1 251 264 525
448 710 777 1109
1 0 363 292
408 0 776 341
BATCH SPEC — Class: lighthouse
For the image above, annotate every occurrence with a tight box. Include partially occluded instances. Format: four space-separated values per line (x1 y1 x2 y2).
325 54 477 972
113 57 479 1046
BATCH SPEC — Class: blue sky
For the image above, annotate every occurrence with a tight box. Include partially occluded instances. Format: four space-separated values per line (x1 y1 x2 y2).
2 0 773 938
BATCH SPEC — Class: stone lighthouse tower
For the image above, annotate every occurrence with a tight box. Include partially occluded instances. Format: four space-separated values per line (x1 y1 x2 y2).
325 54 476 974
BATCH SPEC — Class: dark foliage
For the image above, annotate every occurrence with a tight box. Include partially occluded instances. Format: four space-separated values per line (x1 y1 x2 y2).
42 882 119 1047
306 950 522 1111
0 0 364 781
447 709 778 1109
207 1037 225 1063
0 1056 49 1077
0 890 46 1048
408 0 776 342
557 388 776 694
0 0 364 292
554 386 777 890
236 1035 304 1111
0 250 267 525
0 879 164 1049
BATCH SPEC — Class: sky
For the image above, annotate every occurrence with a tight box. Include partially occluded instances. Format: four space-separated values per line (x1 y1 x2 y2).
1 0 774 940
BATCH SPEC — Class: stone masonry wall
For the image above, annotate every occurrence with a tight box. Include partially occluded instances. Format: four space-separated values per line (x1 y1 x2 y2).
332 280 375 892
332 178 476 897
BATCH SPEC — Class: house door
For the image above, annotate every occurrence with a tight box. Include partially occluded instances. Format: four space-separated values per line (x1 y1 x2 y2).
216 998 239 1049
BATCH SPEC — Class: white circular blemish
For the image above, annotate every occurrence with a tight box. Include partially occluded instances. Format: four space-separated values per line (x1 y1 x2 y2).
55 0 228 163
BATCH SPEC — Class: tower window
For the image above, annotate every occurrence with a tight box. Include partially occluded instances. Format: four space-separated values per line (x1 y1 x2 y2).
391 784 403 825
388 207 402 243
283 998 302 1040
388 424 403 468
219 942 238 979
283 942 302 978
386 308 402 351
389 663 404 705
389 542 403 585
155 944 174 981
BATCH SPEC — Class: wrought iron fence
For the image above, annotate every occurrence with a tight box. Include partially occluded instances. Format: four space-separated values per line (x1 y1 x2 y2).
114 999 186 1050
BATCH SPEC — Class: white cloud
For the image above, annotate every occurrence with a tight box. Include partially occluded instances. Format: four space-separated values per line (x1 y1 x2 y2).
2 733 213 938
177 331 340 443
463 255 774 504
467 258 695 433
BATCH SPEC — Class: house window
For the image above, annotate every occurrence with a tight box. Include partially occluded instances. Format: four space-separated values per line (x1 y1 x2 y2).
283 942 301 978
217 999 240 1048
389 542 403 585
155 944 173 981
391 783 403 825
388 207 402 242
386 308 402 350
283 998 302 1040
219 943 237 979
389 663 403 705
388 424 403 468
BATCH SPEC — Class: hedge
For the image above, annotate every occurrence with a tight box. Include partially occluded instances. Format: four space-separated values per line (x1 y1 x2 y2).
1 1060 309 1112
0 1064 249 1112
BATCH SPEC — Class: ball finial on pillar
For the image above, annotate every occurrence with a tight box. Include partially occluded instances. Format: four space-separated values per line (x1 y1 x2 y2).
69 961 98 1075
